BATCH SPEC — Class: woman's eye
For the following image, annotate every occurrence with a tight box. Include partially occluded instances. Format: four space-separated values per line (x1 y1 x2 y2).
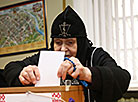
55 41 62 45
66 41 73 45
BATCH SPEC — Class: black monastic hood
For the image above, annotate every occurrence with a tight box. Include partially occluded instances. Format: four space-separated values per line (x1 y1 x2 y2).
51 6 87 38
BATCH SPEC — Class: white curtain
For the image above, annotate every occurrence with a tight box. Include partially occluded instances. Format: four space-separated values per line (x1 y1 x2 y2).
73 0 113 54
73 0 138 90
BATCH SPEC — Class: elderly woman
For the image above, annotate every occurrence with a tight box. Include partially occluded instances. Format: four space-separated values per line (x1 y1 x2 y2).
4 6 130 102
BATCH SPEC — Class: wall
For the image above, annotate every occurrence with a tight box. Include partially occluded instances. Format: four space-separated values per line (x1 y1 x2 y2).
0 0 73 69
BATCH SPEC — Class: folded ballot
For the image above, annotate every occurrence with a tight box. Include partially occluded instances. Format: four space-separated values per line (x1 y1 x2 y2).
35 51 65 87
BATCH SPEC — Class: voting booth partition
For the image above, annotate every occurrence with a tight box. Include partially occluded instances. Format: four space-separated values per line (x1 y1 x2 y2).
0 85 84 102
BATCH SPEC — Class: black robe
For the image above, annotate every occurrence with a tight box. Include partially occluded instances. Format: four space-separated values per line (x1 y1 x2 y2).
4 47 131 102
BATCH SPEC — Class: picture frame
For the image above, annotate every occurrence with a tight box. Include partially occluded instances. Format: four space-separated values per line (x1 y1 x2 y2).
0 0 48 56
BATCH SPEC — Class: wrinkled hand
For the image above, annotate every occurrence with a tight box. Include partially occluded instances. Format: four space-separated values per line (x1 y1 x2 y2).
57 57 92 83
19 65 40 85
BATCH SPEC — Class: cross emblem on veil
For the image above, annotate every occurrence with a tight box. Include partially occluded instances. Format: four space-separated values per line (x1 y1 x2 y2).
59 22 71 37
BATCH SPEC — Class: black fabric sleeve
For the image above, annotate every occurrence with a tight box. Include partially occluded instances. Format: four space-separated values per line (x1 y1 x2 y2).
3 53 40 87
88 66 102 92
0 69 8 87
88 47 131 102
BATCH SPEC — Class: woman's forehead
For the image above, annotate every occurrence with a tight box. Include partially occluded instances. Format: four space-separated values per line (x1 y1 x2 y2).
54 38 77 41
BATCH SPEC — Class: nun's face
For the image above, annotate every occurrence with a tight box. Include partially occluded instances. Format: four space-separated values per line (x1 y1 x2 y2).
54 38 77 58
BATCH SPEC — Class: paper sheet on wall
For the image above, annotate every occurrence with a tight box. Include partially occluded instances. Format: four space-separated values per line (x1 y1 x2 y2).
35 51 65 87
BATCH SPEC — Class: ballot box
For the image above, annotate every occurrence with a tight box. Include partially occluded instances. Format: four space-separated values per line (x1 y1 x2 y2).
0 85 84 102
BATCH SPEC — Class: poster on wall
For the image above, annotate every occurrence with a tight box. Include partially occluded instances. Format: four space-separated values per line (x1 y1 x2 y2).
0 0 48 56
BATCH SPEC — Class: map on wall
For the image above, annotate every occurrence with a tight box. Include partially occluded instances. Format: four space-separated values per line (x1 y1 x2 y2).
0 0 48 56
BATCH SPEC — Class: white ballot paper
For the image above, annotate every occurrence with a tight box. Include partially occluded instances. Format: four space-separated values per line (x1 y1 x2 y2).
35 51 65 86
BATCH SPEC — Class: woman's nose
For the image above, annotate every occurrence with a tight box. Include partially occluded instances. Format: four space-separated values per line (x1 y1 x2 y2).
61 44 67 51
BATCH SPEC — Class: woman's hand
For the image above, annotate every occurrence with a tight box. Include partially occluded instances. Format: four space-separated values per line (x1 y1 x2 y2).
57 57 92 83
19 65 40 85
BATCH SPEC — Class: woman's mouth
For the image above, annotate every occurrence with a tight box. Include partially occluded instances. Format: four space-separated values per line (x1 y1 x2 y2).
65 55 71 58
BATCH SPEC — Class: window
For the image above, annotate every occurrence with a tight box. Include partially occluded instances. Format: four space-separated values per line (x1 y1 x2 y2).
112 0 138 90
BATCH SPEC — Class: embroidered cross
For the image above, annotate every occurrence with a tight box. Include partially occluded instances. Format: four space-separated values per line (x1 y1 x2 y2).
59 22 71 37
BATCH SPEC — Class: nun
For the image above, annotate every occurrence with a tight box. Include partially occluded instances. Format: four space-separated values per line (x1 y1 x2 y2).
4 6 130 102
